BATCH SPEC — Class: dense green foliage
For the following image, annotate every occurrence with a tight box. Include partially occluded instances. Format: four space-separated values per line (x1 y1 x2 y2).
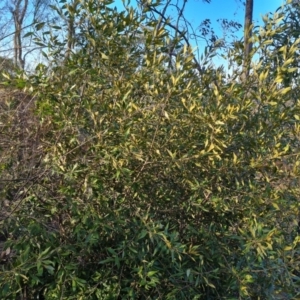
0 0 299 299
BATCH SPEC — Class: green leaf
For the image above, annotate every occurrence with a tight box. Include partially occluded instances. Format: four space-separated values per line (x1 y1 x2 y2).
138 230 148 240
35 22 45 31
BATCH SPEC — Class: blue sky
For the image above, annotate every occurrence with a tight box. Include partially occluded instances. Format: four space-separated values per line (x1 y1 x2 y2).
183 0 285 43
114 0 287 48
183 0 285 28
116 0 286 40
114 0 287 67
182 0 287 65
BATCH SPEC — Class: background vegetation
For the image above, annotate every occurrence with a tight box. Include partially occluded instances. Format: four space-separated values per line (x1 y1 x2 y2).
0 0 300 299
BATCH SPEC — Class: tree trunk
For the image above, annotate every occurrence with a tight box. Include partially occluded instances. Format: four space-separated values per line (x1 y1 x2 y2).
64 0 80 60
11 0 28 69
243 0 254 79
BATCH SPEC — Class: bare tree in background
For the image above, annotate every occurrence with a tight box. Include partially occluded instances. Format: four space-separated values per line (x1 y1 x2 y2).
0 0 53 70
10 0 28 69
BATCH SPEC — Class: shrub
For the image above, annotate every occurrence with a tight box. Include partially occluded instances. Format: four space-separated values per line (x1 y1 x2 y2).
0 0 299 298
